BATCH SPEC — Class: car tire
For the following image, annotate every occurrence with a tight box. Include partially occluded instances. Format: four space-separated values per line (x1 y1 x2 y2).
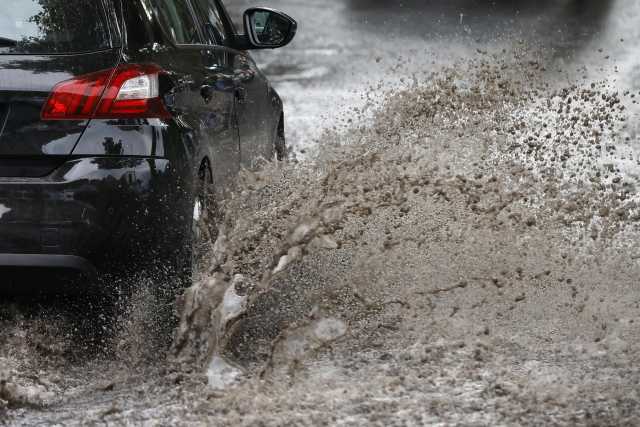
186 161 220 286
148 160 220 337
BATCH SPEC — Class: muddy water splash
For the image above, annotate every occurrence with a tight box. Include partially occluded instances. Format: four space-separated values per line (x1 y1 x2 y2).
3 48 640 424
172 47 640 402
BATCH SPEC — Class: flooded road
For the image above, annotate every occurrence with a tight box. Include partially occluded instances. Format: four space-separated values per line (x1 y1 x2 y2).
235 0 638 150
3 0 640 425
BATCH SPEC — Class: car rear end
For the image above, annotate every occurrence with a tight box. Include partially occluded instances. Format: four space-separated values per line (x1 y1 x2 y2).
0 0 188 291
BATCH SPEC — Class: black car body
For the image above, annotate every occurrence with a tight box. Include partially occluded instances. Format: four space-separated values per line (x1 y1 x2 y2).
0 0 296 289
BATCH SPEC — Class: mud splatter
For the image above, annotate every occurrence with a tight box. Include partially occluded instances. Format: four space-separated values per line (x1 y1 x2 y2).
173 49 640 376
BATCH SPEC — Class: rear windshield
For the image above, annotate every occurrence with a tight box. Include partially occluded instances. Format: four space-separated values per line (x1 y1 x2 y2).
0 0 111 54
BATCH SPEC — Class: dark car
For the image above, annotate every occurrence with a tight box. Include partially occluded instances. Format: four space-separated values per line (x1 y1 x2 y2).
0 0 296 291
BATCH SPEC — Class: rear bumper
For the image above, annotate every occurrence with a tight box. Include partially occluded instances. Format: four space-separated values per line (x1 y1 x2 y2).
0 254 97 277
0 157 189 278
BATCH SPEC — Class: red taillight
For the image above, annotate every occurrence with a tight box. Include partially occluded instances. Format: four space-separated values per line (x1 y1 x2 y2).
41 64 171 120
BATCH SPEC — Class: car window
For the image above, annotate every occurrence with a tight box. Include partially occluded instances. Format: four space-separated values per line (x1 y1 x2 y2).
151 0 202 45
0 0 111 54
192 0 231 45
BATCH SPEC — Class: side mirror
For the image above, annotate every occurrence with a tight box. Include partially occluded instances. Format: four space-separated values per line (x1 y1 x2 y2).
243 8 297 49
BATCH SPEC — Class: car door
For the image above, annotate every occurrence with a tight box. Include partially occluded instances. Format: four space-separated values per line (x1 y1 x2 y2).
146 0 240 193
232 51 274 167
193 0 274 168
198 46 239 191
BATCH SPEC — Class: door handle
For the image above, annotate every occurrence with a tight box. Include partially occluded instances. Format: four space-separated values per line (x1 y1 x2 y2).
234 86 247 104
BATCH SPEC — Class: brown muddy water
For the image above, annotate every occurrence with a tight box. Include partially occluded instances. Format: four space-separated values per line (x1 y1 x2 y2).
3 1 640 425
